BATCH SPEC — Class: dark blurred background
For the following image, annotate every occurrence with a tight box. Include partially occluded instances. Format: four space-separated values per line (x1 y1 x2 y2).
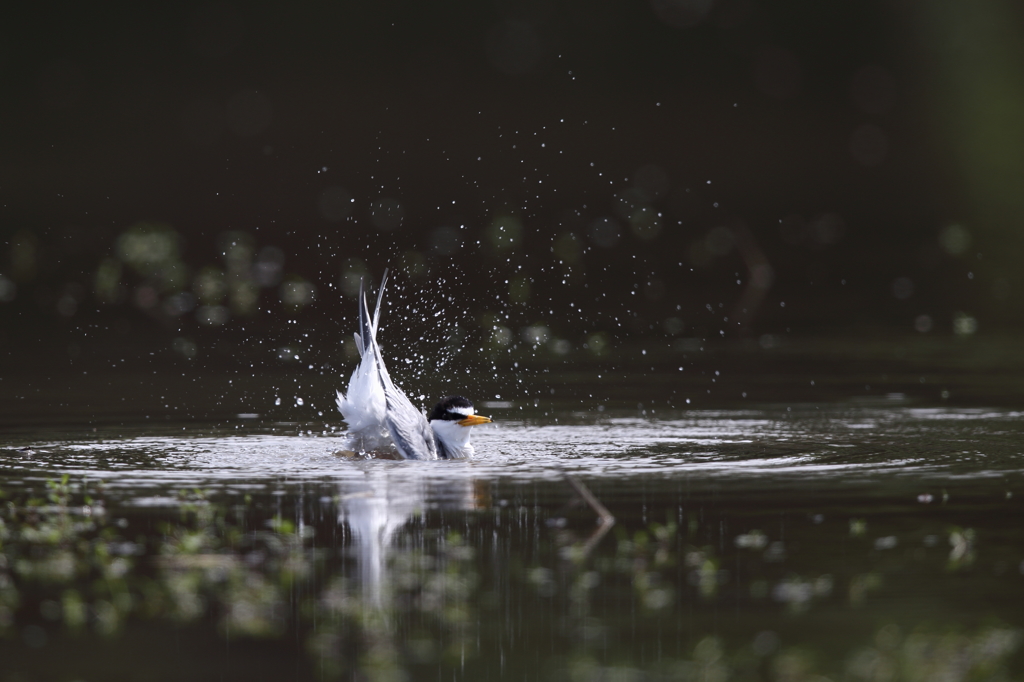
3 0 1024 415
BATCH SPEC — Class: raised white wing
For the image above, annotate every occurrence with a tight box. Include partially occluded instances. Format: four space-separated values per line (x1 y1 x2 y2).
336 275 388 452
337 270 438 460
359 279 439 461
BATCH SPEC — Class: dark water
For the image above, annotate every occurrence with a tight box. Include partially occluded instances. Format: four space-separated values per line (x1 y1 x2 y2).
2 372 1024 681
2 335 1024 679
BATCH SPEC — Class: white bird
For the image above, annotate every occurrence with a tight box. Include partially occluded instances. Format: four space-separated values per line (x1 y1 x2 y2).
335 270 491 460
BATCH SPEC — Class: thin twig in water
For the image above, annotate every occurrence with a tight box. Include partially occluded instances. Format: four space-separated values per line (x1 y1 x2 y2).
562 473 616 560
563 474 615 526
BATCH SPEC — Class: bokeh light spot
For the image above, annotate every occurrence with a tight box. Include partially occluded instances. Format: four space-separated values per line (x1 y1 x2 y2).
197 305 229 326
164 292 196 317
630 208 663 241
552 232 582 264
93 258 123 305
490 325 513 348
892 277 914 300
339 259 370 297
253 247 285 288
521 325 550 346
485 215 523 253
229 281 259 316
173 337 198 358
56 290 79 317
219 231 255 272
117 223 181 276
939 224 971 256
586 332 610 355
281 278 316 309
953 312 978 336
193 267 227 305
0 275 16 302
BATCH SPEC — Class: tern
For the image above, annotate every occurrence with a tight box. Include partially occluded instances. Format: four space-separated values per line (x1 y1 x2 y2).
336 270 491 460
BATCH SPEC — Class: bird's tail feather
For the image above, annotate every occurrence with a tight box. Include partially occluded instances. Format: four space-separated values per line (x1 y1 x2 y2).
355 268 389 355
372 268 389 335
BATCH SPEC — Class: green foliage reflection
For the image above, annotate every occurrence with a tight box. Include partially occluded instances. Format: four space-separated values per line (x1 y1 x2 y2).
0 478 1020 681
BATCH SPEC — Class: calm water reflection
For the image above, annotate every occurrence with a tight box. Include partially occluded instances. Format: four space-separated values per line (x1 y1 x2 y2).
1 407 1022 681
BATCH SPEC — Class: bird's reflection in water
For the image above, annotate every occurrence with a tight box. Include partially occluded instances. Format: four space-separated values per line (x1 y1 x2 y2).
339 468 420 607
338 463 484 607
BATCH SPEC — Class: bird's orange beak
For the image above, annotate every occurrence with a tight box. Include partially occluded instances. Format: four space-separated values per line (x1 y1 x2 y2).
458 414 492 427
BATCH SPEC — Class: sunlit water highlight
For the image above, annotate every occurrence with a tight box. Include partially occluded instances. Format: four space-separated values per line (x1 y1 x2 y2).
7 407 1024 497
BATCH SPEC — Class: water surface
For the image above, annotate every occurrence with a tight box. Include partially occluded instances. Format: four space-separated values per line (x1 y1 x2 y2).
2 402 1022 681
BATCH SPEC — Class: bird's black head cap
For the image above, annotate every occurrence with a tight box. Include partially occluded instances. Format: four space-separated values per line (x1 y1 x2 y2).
429 395 474 421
